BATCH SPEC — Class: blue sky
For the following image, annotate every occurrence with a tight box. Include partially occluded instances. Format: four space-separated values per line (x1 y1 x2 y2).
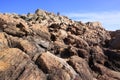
0 0 120 30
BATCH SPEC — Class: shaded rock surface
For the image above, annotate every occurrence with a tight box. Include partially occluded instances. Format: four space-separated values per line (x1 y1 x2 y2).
110 30 120 49
0 9 119 80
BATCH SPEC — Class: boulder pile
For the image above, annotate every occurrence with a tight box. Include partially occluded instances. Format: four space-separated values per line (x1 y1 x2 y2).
0 9 120 80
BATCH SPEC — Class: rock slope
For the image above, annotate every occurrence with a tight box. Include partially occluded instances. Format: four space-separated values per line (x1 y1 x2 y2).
0 9 120 80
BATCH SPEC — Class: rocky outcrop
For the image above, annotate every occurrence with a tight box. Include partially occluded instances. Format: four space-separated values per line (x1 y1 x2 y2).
0 9 119 80
110 30 120 49
0 48 46 80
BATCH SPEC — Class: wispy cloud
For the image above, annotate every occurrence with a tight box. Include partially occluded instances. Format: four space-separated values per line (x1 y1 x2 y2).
63 11 120 30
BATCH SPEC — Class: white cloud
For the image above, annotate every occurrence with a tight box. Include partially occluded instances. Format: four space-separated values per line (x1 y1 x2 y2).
63 11 120 31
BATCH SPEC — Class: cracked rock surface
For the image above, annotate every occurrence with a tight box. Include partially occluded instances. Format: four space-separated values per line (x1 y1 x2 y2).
0 9 120 80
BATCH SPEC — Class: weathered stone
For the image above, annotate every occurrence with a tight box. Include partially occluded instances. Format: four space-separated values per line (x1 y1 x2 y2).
17 63 46 80
6 35 41 60
36 51 80 80
0 9 120 80
93 63 120 80
67 34 90 50
60 46 78 58
84 22 111 46
86 22 102 28
31 24 50 40
110 30 120 38
35 9 47 17
19 40 38 56
0 48 46 80
68 56 93 80
77 48 89 59
104 49 120 71
110 37 120 49
109 30 120 49
91 46 107 65
57 29 68 39
0 32 8 50
0 14 31 37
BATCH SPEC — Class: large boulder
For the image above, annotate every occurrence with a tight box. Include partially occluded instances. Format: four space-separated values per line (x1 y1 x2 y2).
68 56 93 80
36 51 80 80
0 14 31 37
0 48 46 80
30 24 50 41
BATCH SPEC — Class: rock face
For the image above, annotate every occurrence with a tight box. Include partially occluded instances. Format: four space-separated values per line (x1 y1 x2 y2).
0 9 119 80
110 30 120 49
